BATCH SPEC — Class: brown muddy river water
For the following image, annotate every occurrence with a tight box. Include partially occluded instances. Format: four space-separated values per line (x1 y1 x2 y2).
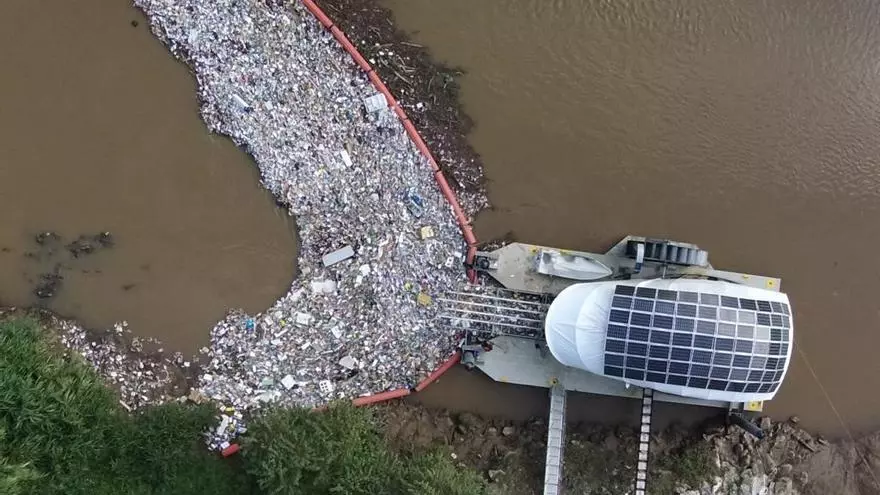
385 0 880 437
0 1 297 354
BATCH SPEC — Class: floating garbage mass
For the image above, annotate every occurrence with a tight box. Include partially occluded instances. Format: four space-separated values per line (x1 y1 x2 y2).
124 0 480 450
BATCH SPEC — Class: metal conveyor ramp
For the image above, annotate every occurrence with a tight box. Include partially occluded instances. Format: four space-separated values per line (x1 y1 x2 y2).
544 384 566 495
437 286 550 339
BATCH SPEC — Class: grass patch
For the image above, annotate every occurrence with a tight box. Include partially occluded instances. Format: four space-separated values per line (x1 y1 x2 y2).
563 434 637 494
0 317 251 495
651 442 718 494
0 316 485 494
243 405 485 495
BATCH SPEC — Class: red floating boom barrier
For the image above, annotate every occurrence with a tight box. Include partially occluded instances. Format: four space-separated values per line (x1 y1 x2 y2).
299 1 478 403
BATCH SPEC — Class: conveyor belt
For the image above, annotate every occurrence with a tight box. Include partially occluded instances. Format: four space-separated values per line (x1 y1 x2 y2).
437 286 551 339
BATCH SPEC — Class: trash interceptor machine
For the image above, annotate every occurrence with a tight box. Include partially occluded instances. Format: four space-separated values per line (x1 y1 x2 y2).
439 236 793 495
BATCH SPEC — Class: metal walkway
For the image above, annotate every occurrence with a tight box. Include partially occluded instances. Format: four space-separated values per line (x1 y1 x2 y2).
544 384 566 495
635 388 654 495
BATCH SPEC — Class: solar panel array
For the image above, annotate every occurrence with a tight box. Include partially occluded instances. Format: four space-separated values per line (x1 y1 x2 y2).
603 285 791 394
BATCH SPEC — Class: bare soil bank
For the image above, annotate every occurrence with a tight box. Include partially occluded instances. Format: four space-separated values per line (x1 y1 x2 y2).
379 401 880 494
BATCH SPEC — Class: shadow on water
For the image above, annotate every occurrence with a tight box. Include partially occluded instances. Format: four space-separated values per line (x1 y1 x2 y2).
413 367 721 431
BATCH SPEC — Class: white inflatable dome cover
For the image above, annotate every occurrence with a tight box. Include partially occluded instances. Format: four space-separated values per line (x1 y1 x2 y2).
544 279 793 403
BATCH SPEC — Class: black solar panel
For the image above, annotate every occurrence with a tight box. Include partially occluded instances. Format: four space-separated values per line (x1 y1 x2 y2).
612 296 632 309
700 293 719 305
614 285 635 296
678 291 699 303
603 285 791 394
657 289 677 301
688 377 708 388
646 372 666 383
667 375 688 386
649 345 669 359
635 287 656 298
608 325 627 339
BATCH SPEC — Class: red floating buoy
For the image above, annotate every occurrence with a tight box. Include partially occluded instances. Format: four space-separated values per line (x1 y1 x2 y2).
221 443 240 457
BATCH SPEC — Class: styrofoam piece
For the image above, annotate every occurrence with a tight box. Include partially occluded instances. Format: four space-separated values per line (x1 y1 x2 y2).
363 92 387 113
322 245 355 266
281 375 296 389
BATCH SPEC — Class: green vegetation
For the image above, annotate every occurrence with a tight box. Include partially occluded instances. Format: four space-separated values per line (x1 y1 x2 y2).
0 317 485 494
563 435 637 494
651 442 718 494
0 317 250 495
245 406 484 495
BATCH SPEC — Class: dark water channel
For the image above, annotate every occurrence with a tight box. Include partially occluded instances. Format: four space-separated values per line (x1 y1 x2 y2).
385 0 880 437
0 0 297 354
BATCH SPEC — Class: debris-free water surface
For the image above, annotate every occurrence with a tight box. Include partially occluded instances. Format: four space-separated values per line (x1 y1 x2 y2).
0 0 297 354
386 0 880 437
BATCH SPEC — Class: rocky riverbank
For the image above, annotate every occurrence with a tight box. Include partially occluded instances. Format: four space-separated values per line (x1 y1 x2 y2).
379 401 880 494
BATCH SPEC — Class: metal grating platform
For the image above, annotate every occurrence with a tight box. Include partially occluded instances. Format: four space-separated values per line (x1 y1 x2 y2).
437 285 551 339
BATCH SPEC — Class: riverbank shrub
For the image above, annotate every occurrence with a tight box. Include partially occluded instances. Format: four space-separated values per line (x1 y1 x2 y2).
243 405 486 495
0 317 251 495
0 316 485 494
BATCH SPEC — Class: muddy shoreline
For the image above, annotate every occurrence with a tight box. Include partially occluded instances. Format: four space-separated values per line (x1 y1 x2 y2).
0 306 198 409
380 401 880 494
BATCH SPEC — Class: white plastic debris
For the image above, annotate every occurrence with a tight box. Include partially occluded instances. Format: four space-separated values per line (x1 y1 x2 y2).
231 93 250 109
281 374 296 390
319 380 335 394
309 279 337 295
294 312 314 326
322 245 355 267
339 149 353 167
363 93 387 113
339 355 358 370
